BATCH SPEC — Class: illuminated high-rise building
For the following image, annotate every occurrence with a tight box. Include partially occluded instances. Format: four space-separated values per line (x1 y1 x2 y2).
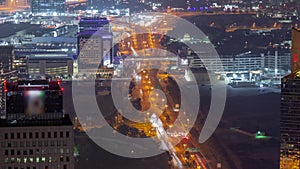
291 28 300 72
77 17 113 75
280 28 300 169
31 0 65 13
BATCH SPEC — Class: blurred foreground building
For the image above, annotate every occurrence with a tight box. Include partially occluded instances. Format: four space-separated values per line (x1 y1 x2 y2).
280 28 300 169
0 80 74 169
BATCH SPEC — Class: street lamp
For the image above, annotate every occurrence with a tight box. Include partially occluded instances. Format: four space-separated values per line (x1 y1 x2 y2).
114 116 118 128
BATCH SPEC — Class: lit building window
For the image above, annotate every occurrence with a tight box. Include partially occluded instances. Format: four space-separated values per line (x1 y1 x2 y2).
36 157 40 163
29 157 33 163
42 157 46 162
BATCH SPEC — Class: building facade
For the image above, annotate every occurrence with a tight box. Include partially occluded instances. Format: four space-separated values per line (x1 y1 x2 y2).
280 71 300 169
280 28 300 169
263 51 291 71
13 37 76 76
188 51 291 73
0 80 74 169
0 118 74 169
292 28 300 72
188 54 263 73
26 55 73 76
0 46 14 74
31 0 65 14
77 17 113 75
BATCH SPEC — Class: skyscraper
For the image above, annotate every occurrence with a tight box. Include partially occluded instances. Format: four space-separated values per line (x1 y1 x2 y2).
280 28 300 169
77 17 113 75
0 46 13 74
31 0 65 14
291 28 300 72
0 80 74 169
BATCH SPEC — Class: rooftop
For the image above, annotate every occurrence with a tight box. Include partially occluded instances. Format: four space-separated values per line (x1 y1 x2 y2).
284 70 300 79
292 27 300 32
0 114 73 127
5 79 62 91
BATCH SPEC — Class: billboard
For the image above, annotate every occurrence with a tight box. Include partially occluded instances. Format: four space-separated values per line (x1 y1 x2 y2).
24 90 45 115
6 89 63 120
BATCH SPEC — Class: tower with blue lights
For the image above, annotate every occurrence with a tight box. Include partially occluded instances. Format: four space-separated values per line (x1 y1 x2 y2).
77 17 113 75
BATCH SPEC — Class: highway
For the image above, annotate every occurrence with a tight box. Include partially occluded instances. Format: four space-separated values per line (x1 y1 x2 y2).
113 12 216 169
126 67 211 169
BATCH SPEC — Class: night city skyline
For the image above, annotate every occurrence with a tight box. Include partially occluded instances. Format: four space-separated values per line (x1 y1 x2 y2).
0 0 298 169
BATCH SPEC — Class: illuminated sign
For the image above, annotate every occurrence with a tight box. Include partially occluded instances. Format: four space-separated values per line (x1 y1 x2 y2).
6 89 63 120
24 91 45 115
181 58 189 66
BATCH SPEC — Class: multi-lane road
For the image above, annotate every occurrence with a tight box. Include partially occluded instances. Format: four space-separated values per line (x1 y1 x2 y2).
112 13 216 169
128 68 211 169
